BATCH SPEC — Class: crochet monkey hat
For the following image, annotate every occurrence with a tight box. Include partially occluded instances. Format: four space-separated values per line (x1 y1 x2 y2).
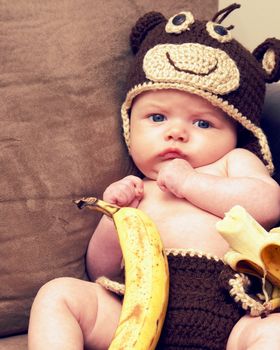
121 3 280 174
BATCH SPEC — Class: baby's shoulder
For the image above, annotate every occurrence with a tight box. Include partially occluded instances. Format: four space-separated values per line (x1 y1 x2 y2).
226 147 266 164
226 148 270 176
226 147 259 162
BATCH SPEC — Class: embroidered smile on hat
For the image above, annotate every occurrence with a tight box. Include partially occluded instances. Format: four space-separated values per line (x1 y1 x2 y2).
121 3 280 174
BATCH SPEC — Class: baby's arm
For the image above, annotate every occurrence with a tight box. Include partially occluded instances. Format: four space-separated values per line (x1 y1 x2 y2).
86 176 144 281
157 149 280 228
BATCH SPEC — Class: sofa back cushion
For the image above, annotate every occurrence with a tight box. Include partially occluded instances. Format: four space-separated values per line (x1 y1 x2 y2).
0 0 217 337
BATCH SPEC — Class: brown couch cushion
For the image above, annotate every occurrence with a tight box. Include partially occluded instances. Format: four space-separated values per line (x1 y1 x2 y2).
0 334 27 350
0 0 217 337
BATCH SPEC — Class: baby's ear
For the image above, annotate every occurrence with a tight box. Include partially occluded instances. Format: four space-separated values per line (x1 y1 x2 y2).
253 38 280 83
130 12 166 55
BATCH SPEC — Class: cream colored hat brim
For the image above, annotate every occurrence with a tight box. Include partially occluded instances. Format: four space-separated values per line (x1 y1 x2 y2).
121 82 274 175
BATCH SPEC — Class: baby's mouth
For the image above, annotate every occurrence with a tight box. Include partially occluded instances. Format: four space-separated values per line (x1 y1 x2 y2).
159 149 187 160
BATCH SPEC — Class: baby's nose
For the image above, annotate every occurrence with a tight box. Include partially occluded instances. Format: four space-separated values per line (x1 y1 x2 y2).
165 124 188 142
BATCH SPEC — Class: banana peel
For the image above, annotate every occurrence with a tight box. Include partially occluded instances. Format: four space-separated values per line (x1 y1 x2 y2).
216 205 280 312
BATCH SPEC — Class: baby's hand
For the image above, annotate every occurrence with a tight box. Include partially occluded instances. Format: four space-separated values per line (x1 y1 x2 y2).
103 175 144 208
157 159 195 198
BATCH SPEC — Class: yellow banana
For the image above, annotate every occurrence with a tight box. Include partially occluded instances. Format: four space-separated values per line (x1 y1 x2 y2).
216 205 280 286
75 197 169 350
216 205 280 311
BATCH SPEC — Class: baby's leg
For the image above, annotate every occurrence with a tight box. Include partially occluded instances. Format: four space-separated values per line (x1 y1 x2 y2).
28 277 122 350
227 313 280 350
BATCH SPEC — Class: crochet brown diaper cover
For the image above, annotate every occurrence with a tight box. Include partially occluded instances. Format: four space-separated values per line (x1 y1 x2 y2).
97 250 253 350
156 251 245 350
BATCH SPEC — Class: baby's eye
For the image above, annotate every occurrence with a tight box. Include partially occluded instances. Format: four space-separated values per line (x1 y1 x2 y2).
193 120 211 128
149 114 166 122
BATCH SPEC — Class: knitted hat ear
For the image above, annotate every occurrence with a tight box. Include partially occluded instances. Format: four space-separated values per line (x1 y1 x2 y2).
253 38 280 83
130 12 166 54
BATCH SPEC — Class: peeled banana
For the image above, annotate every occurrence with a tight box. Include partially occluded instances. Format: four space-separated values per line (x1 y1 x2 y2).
216 205 280 311
75 197 169 350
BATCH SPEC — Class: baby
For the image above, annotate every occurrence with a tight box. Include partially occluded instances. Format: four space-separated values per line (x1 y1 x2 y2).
28 5 280 350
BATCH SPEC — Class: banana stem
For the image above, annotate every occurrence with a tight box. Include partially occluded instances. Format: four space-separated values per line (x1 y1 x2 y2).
74 197 120 217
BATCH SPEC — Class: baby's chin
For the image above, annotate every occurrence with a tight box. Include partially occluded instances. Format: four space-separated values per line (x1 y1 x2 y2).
140 159 192 180
143 172 157 181
140 168 158 181
147 162 176 180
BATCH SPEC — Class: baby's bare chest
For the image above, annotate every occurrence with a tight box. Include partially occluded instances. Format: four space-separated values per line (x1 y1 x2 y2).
139 181 229 257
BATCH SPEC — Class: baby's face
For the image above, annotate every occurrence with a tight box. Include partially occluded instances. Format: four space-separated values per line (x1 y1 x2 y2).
129 89 237 179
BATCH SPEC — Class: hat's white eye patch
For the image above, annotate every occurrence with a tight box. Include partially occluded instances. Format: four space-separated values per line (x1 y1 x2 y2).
165 12 194 34
206 22 232 43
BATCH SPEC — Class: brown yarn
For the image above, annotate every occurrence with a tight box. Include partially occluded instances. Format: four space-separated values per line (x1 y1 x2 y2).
121 6 280 174
211 3 241 24
253 38 280 83
130 12 165 55
157 253 245 350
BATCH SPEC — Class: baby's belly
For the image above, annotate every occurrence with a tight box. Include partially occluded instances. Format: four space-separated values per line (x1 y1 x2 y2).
139 200 230 258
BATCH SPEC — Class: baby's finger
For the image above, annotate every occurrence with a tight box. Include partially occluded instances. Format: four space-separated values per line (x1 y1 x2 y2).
135 181 144 198
103 184 127 204
158 183 168 193
123 175 144 198
156 176 168 193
